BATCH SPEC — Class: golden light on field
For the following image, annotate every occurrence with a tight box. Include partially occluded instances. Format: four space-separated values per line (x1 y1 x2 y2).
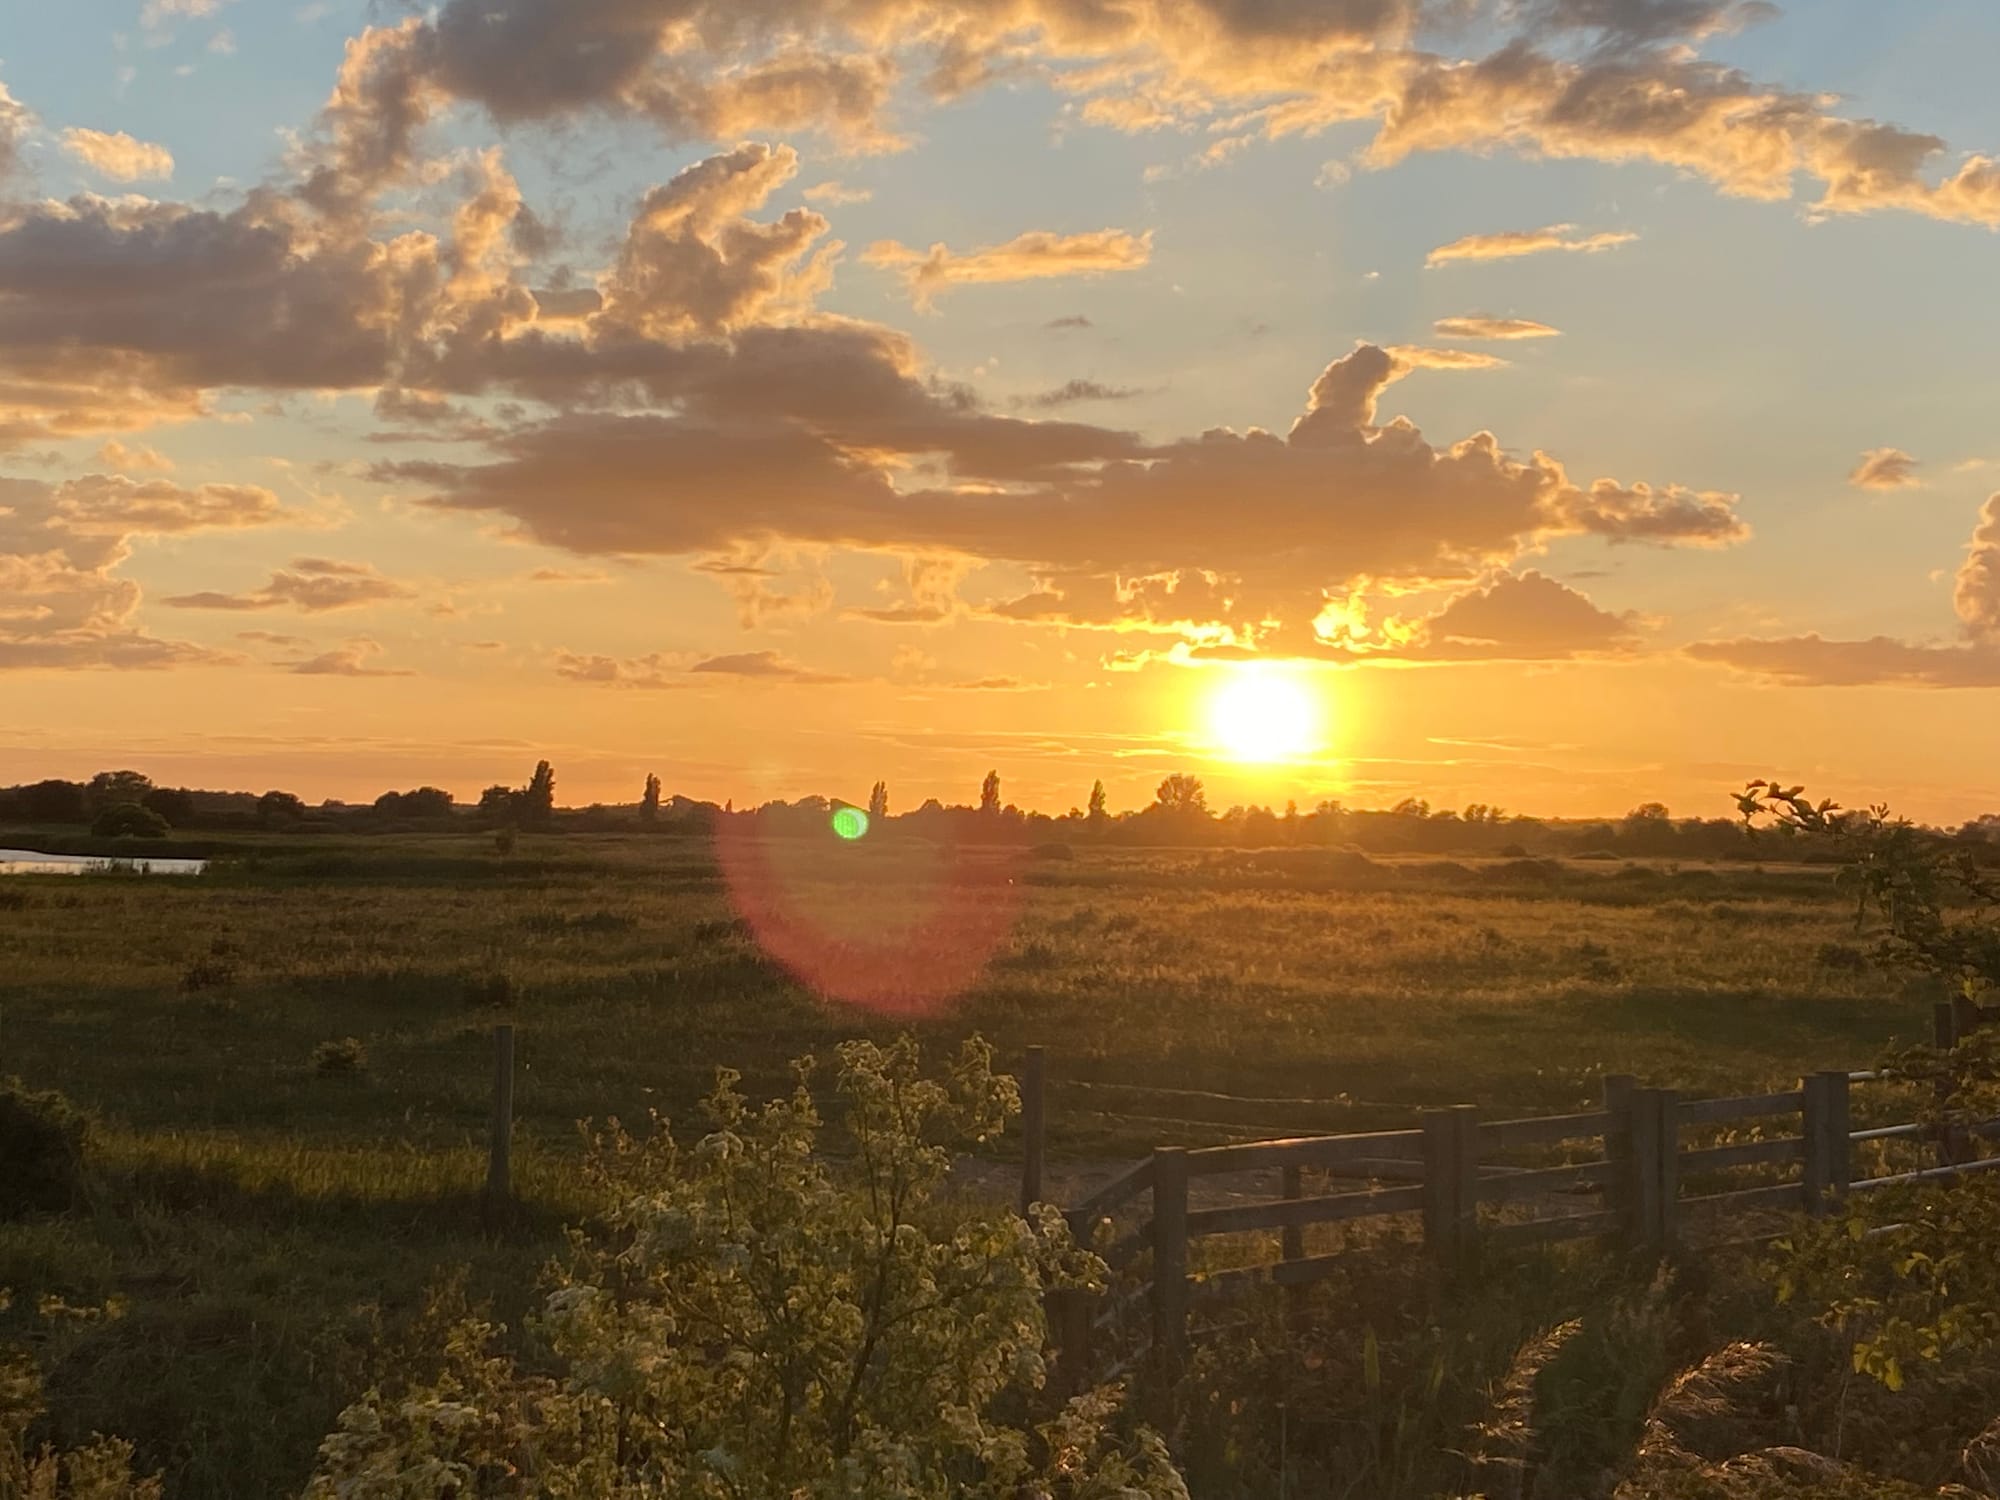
1201 662 1326 763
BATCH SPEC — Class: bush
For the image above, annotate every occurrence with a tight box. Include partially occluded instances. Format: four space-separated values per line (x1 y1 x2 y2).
90 802 169 839
1030 841 1076 861
302 1038 1184 1498
179 955 237 991
308 1038 367 1076
0 1080 89 1217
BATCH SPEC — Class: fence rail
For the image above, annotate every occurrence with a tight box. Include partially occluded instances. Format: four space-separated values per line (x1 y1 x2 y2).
1023 998 2000 1385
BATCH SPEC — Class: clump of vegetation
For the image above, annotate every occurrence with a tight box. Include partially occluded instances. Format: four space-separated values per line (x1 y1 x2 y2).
1 1294 160 1498
302 1038 1185 1497
0 1081 89 1217
179 954 237 991
90 802 169 839
492 826 517 855
1814 941 1869 972
307 1038 367 1076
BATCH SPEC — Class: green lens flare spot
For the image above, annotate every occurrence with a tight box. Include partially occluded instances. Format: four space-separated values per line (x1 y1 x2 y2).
831 806 870 841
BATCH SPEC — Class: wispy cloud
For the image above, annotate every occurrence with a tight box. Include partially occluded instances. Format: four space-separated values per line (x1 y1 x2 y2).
1426 225 1637 268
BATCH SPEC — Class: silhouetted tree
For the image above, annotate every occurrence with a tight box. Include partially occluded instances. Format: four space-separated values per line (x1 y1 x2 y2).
258 790 306 823
979 770 1001 816
1087 779 1108 833
1153 774 1208 818
1626 802 1671 823
477 784 516 821
1390 797 1431 819
85 770 152 814
868 781 889 820
140 787 195 827
92 802 168 839
640 774 662 824
16 780 86 824
520 760 557 827
374 787 453 819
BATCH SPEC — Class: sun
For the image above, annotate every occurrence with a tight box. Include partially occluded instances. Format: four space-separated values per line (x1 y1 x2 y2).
1202 663 1326 763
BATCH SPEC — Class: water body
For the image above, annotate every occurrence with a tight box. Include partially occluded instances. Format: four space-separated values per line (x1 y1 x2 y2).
0 848 209 877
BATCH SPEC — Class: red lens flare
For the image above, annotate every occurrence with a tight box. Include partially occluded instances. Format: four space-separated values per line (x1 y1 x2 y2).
713 821 1025 1017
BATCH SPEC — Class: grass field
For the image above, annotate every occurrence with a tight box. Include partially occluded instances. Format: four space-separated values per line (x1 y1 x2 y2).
0 831 1938 1496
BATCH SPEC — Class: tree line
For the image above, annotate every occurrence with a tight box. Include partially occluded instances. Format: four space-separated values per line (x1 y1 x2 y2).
10 762 2000 858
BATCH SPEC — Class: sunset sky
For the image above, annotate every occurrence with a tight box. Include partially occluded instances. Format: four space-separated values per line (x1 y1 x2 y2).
4 0 1999 819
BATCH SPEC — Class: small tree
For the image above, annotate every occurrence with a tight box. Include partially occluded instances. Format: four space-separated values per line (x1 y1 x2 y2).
303 1038 1186 1497
476 784 516 822
639 774 662 824
979 769 1001 816
84 770 152 814
868 780 889 821
519 760 556 827
1087 779 1109 833
1154 773 1208 819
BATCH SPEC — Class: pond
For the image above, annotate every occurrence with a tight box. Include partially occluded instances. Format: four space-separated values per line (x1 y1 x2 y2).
0 848 209 877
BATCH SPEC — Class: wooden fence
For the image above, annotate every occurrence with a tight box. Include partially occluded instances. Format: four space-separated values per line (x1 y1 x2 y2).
1016 999 2000 1380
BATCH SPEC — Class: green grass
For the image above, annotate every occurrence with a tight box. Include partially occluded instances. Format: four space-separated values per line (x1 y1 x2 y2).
0 831 1935 1496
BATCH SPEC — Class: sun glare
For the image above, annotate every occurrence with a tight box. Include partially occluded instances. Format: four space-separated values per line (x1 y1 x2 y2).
1202 664 1326 763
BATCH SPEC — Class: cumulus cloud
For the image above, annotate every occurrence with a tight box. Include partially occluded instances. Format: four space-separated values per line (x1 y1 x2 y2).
61 129 175 182
1849 446 1922 490
1426 224 1638 267
162 558 414 613
596 143 839 338
1433 315 1561 340
1317 570 1641 661
691 649 848 682
1954 493 2000 641
395 341 1745 649
0 82 35 188
862 228 1151 309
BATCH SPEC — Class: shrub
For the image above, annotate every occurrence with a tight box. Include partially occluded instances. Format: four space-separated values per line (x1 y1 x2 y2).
308 1038 367 1076
492 827 517 856
1030 841 1076 861
302 1038 1185 1498
0 1080 89 1217
90 802 169 839
1815 941 1869 972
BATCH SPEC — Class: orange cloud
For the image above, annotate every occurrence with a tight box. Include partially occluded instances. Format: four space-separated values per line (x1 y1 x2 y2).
162 559 414 614
1426 224 1638 267
61 128 176 182
1433 315 1561 340
1849 447 1922 491
862 228 1152 308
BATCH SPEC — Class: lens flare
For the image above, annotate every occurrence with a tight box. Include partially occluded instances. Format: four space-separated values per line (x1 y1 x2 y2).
831 806 870 840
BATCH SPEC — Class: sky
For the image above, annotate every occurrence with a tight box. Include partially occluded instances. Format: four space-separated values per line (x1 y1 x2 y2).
2 0 1999 821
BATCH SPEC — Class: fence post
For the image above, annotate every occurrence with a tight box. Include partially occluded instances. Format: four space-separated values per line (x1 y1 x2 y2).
1601 1074 1637 1229
1020 1046 1046 1217
1422 1109 1456 1267
1802 1072 1851 1215
1653 1089 1680 1250
1626 1085 1661 1252
1281 1163 1305 1332
484 1023 514 1228
1936 1001 1970 1167
1151 1147 1189 1372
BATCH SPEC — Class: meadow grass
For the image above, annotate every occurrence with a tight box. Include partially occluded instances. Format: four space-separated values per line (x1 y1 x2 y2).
0 831 1932 1496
